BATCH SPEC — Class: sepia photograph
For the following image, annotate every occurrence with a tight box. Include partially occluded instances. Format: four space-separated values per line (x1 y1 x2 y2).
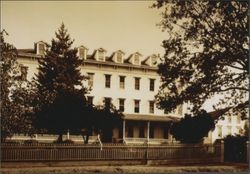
1 1 249 173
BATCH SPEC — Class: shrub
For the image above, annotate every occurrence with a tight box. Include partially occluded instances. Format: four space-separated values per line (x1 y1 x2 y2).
53 139 74 144
170 110 215 143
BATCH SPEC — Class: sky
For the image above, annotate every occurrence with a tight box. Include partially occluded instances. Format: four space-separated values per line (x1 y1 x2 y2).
1 1 167 57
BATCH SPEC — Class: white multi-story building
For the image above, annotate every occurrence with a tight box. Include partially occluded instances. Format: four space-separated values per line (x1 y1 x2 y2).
17 41 246 144
204 113 247 144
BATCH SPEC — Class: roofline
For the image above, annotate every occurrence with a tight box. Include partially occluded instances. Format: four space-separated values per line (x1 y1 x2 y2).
122 113 180 122
17 52 158 71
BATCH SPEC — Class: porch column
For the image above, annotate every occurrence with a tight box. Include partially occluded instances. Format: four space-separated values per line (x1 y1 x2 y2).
147 121 150 142
123 120 126 141
67 129 70 140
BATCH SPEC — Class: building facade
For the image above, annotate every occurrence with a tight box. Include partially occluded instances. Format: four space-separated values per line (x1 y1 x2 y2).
204 114 247 144
17 41 246 144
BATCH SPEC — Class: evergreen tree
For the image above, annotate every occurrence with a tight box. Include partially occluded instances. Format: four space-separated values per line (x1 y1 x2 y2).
0 30 35 141
34 23 89 142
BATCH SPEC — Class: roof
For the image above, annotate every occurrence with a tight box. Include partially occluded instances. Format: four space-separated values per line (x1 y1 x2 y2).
78 45 89 50
17 46 160 70
18 49 36 54
208 107 232 120
122 114 180 122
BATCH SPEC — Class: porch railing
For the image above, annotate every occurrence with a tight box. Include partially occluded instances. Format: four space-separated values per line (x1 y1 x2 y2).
7 134 99 144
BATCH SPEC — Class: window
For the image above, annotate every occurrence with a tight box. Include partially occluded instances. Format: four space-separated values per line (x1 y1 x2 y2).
104 97 112 108
38 44 45 55
149 79 155 91
105 74 111 88
119 98 125 112
228 116 232 123
87 73 94 88
134 100 140 113
151 56 157 65
135 77 140 90
20 65 28 80
79 48 85 59
217 125 222 138
134 54 140 65
149 101 154 114
117 52 122 63
87 96 93 106
119 76 125 89
99 51 104 61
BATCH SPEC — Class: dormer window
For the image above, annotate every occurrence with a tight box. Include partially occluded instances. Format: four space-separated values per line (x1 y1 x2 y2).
36 41 46 56
77 46 88 60
38 44 45 55
94 48 107 61
151 55 157 65
117 52 123 63
143 54 159 66
79 48 85 59
99 51 104 61
127 52 142 65
112 50 124 63
134 54 140 65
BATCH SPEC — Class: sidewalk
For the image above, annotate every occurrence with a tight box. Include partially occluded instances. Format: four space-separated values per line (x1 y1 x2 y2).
1 163 249 174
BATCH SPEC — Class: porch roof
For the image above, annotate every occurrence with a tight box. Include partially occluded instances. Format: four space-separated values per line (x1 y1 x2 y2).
122 114 180 122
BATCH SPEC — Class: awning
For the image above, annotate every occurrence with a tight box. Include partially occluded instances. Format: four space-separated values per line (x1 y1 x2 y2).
122 114 180 122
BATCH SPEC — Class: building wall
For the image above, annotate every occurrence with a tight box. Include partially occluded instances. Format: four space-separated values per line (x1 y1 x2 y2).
204 115 246 144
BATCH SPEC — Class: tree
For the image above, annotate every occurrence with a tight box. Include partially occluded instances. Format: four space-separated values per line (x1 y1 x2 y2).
153 1 248 118
0 30 35 141
93 103 123 143
170 110 215 143
34 23 89 142
80 100 123 144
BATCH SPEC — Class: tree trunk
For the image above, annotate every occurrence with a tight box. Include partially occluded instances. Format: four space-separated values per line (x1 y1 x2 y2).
84 134 89 144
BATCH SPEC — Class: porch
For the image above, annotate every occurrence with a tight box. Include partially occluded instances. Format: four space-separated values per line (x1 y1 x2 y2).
112 114 180 144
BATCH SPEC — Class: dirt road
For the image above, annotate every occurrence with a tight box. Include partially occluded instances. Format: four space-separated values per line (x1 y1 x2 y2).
1 164 249 174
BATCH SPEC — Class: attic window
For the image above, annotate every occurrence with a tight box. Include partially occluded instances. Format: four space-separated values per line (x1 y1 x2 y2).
151 56 157 65
117 52 123 63
99 51 105 61
38 43 45 55
79 48 85 59
134 54 140 65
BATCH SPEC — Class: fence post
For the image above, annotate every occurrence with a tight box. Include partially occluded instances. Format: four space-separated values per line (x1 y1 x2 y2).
220 140 224 163
67 130 70 140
